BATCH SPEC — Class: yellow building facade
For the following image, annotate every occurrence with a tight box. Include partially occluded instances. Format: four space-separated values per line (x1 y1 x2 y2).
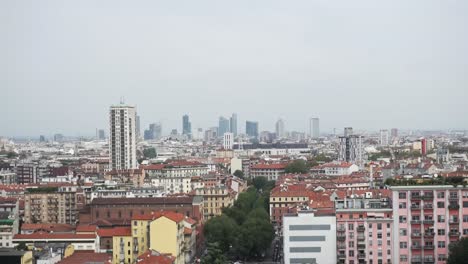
149 215 185 264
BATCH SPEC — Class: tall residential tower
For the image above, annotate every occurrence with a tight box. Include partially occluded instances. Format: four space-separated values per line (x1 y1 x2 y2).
109 104 137 170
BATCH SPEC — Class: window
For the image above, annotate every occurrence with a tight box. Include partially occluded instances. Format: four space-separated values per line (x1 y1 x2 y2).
463 201 468 208
438 241 446 248
377 233 382 239
350 214 353 219
399 216 407 223
387 223 390 228
437 215 445 223
349 241 354 248
399 202 406 209
437 202 444 208
437 192 445 198
399 192 407 199
387 240 391 246
400 228 407 236
463 191 468 198
377 223 382 230
349 250 355 257
400 255 408 262
438 229 446 235
349 224 354 230
400 242 407 249
438 254 447 261
369 232 373 238
463 215 468 223
463 229 468 235
369 223 373 228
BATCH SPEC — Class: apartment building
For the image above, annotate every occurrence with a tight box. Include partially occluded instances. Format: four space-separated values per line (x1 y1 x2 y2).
335 190 393 264
149 212 186 264
250 163 287 181
283 210 336 264
24 186 82 225
112 227 133 264
391 185 468 264
195 186 235 220
0 198 19 248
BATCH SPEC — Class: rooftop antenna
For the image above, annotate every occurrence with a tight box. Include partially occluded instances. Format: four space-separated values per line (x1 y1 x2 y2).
120 96 125 105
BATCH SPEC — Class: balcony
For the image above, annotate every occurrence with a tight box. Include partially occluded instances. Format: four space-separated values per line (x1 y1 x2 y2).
449 219 459 225
412 245 422 250
357 226 365 232
338 253 346 259
423 245 434 250
411 195 422 200
423 220 434 225
337 244 346 249
449 196 458 201
411 232 422 238
448 204 460 210
337 235 346 241
358 253 366 259
411 220 422 225
411 205 421 210
423 204 433 210
421 195 434 200
357 236 365 241
411 258 422 264
357 244 366 249
337 226 346 232
449 231 460 237
424 259 434 264
424 232 435 238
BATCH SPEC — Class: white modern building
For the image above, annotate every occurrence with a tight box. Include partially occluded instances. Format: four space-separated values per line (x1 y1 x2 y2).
223 132 234 150
380 129 389 146
283 210 336 264
276 119 286 139
310 118 319 139
109 104 137 170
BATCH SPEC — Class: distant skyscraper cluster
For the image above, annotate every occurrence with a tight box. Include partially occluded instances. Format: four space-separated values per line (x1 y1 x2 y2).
275 119 285 139
144 123 162 140
230 113 237 137
380 129 389 146
246 121 259 138
109 104 137 170
218 116 230 137
310 117 320 138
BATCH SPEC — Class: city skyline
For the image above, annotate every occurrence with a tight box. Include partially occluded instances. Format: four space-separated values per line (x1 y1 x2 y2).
2 1 468 137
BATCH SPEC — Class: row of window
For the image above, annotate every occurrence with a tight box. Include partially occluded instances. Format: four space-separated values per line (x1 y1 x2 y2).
399 191 468 199
399 201 468 208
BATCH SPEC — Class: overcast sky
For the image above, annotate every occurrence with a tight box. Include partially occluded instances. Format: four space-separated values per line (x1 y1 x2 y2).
1 0 467 137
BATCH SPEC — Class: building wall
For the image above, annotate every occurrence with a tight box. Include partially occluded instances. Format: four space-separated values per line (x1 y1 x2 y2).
150 217 184 264
392 186 468 264
283 212 336 264
113 235 133 264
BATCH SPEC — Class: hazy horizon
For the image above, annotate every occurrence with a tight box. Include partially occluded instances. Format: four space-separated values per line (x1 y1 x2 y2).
2 0 468 137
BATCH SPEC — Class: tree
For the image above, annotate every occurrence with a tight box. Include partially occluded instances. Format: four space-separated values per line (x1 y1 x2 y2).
203 215 238 252
142 148 157 159
252 176 268 191
16 242 27 251
285 160 309 174
448 237 468 264
233 170 244 179
201 242 226 264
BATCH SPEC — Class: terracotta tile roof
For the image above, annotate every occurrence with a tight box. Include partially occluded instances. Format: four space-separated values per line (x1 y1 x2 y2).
251 163 287 170
20 223 75 233
91 197 193 206
140 164 166 170
97 227 131 237
132 211 185 223
14 232 96 240
136 250 175 264
184 217 197 225
184 227 192 235
57 252 111 264
75 225 97 233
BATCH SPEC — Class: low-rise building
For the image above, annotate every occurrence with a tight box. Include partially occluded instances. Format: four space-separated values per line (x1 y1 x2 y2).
250 163 287 181
0 197 19 248
195 186 235 220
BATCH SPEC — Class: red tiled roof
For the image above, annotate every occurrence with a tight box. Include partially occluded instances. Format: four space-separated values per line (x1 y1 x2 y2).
97 227 131 237
184 227 192 235
137 250 175 264
251 163 287 170
140 164 166 170
14 232 96 240
20 223 75 233
75 225 97 233
58 252 111 264
132 211 186 223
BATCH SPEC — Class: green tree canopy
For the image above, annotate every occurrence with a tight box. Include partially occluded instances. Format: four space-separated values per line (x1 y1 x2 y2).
233 170 244 179
201 242 226 264
252 176 268 191
203 215 238 252
285 160 309 174
142 148 157 159
448 237 468 264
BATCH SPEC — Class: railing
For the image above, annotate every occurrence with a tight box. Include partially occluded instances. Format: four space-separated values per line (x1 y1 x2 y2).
411 233 422 238
337 254 346 259
423 245 434 250
411 195 422 200
412 245 422 250
448 204 460 210
424 232 435 238
421 195 434 200
411 205 421 210
411 220 422 224
423 204 433 209
423 220 434 225
449 231 460 237
357 236 365 241
449 219 459 224
357 226 365 232
358 253 366 259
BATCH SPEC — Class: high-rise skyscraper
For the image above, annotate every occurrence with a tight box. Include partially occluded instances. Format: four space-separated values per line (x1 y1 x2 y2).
218 116 230 138
380 129 389 146
109 104 137 170
182 114 191 138
338 127 363 165
98 129 105 140
391 128 398 139
246 121 259 138
230 113 237 137
144 123 162 140
275 119 285 139
310 117 320 138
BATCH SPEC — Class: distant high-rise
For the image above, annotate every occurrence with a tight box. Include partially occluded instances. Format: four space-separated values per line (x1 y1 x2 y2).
246 121 259 138
339 127 363 165
109 104 137 170
391 128 398 138
380 129 389 146
218 116 230 138
98 129 105 140
310 118 320 138
223 133 234 150
53 134 64 142
182 114 192 138
39 135 46 142
135 115 141 139
230 113 238 137
144 123 162 140
275 119 285 139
